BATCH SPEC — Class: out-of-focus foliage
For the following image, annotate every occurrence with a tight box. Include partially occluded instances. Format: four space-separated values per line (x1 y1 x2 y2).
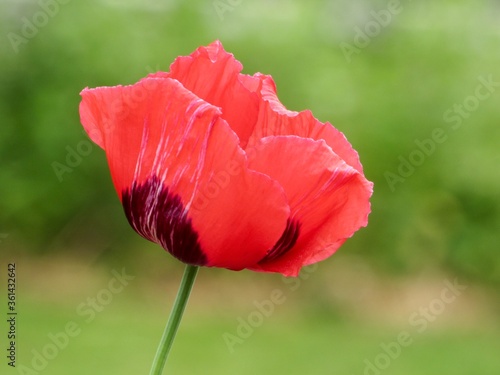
1 0 499 285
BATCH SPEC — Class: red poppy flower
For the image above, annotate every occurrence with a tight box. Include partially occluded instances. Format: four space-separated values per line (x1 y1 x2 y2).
79 40 373 277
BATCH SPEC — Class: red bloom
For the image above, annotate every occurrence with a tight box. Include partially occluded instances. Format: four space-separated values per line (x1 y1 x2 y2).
79 41 373 277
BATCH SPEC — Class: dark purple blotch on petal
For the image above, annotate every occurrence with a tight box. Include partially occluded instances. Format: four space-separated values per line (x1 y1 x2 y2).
259 218 301 264
122 175 207 266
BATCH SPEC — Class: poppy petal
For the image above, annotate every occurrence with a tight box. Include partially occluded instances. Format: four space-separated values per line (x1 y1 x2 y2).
243 73 364 173
80 78 290 270
148 40 260 148
247 136 373 276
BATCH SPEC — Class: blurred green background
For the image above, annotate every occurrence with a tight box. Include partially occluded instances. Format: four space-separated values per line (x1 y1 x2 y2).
1 0 499 374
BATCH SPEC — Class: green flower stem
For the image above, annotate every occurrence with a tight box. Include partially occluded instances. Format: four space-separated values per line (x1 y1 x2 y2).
149 264 199 375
